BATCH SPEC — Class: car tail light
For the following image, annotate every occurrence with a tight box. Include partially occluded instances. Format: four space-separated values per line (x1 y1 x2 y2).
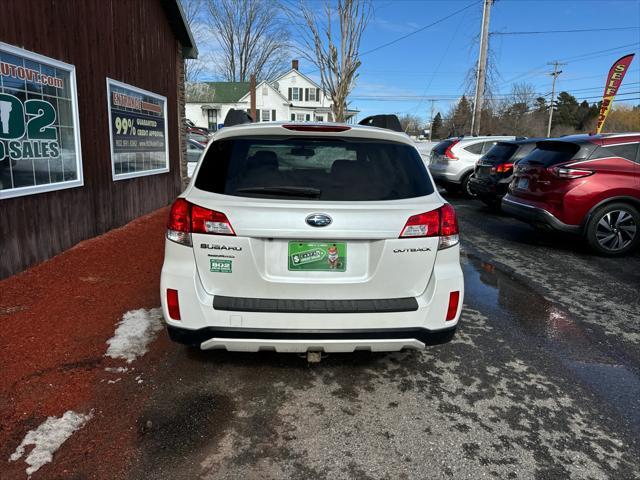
446 291 460 321
167 199 235 246
282 124 351 132
400 204 459 249
191 204 235 235
167 289 181 320
444 140 459 160
492 162 514 173
548 166 594 179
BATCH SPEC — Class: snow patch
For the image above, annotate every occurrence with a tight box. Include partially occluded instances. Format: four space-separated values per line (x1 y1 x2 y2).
105 308 163 363
10 410 93 475
104 366 129 373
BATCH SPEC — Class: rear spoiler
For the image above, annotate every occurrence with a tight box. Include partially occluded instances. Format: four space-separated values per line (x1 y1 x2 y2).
224 109 254 127
358 114 403 133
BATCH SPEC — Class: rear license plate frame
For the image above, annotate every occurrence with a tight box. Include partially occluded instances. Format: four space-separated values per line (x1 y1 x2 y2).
288 241 347 272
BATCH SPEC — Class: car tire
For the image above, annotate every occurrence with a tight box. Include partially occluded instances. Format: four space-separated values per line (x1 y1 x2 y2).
585 202 640 256
461 174 477 198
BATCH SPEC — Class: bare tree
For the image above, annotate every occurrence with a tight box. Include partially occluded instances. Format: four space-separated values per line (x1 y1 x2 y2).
181 0 208 82
296 0 371 122
399 114 423 135
206 0 290 82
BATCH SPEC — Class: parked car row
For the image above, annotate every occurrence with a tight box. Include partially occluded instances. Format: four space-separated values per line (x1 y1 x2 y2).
429 133 640 256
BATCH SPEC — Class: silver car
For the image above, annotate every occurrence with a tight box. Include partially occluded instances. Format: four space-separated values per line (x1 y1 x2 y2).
429 136 517 196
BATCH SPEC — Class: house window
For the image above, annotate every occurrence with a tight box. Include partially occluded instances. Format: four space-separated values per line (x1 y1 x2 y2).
207 109 217 131
261 110 271 122
262 86 268 96
315 115 324 122
291 114 295 121
296 113 305 121
292 88 300 101
309 89 317 101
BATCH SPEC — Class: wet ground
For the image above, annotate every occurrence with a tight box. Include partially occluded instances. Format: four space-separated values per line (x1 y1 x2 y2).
3 198 640 479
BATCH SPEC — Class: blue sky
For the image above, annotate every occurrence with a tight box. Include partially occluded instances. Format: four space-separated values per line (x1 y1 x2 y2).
299 0 640 122
192 0 640 123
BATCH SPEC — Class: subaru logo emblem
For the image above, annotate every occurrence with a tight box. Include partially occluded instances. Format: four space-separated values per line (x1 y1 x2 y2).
306 213 332 227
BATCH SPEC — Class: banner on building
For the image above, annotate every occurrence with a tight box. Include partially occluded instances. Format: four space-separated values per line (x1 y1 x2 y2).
0 42 83 199
107 79 168 180
595 54 635 134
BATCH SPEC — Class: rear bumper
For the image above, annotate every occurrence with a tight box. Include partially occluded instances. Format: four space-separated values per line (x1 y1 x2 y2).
167 325 457 352
160 241 464 352
502 196 581 234
428 162 470 184
468 176 509 198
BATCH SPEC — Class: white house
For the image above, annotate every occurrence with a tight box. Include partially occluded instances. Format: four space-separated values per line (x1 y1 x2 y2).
186 60 358 131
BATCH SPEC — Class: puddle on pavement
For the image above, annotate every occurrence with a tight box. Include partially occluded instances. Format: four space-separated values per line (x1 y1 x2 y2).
461 252 640 433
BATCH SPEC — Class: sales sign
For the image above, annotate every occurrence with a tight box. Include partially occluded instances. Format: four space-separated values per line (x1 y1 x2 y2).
0 42 83 199
107 79 168 180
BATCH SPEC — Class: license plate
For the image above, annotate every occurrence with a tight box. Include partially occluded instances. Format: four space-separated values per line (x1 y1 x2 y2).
288 241 346 272
517 177 529 189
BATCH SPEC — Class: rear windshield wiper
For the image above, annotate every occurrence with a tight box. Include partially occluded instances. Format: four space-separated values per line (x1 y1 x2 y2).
234 186 322 198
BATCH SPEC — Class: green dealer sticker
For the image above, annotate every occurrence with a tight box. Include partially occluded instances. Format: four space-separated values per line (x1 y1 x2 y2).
210 259 232 273
288 242 346 272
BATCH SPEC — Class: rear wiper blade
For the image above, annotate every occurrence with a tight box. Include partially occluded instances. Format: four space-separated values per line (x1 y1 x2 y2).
235 186 321 198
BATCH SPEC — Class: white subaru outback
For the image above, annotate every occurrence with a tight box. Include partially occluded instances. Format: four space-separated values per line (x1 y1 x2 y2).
160 117 464 353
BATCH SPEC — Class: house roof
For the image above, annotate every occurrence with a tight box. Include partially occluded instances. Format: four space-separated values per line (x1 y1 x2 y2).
188 82 251 103
238 81 289 103
274 68 323 90
159 0 198 59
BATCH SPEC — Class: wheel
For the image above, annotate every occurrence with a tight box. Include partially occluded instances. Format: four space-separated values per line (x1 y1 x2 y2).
461 174 477 199
585 202 639 256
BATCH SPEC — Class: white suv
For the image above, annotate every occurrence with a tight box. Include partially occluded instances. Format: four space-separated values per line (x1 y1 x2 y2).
429 136 517 196
160 119 464 353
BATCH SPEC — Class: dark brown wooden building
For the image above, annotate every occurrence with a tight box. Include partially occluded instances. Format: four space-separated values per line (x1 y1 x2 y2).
0 0 197 278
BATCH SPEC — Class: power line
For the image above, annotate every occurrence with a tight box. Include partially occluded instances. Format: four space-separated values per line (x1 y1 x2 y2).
491 26 640 36
498 42 640 87
301 0 481 76
361 0 482 56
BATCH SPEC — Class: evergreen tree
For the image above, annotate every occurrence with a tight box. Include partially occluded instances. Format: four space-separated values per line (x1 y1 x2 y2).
431 112 443 139
554 92 579 129
450 95 472 136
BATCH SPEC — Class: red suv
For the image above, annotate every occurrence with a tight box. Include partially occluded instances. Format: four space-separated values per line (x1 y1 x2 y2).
502 133 640 256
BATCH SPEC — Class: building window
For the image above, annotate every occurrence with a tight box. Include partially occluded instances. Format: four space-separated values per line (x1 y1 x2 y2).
262 86 268 96
308 89 317 101
107 78 169 181
315 115 324 122
296 113 306 121
0 43 83 199
207 109 217 131
292 88 300 101
291 114 295 121
261 110 271 122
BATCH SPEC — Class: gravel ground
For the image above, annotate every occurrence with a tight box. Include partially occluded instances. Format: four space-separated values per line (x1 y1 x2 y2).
2 197 639 480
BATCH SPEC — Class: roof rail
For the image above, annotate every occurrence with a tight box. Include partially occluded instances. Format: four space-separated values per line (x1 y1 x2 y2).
224 109 254 127
358 114 403 132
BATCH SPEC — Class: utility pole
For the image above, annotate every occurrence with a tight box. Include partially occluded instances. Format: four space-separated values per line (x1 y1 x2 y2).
428 99 436 142
470 0 493 136
546 61 566 137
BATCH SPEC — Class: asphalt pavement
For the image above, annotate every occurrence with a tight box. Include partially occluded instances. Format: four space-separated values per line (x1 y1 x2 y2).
129 196 640 480
3 197 639 480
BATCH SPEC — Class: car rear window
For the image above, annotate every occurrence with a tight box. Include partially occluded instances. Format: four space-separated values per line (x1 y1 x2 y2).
463 142 484 154
482 143 518 164
194 136 434 201
520 141 581 167
432 139 456 155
